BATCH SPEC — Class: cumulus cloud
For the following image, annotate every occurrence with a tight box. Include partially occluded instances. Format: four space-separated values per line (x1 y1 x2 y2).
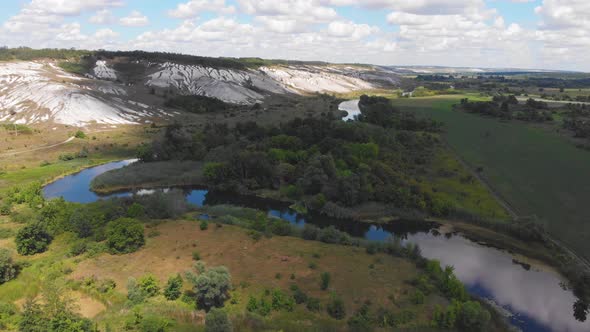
120 11 149 27
168 0 236 18
1 0 590 71
89 9 116 24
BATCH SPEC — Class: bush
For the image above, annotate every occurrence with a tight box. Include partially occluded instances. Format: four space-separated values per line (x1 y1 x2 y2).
320 272 331 290
105 218 145 254
127 203 145 219
138 275 160 297
205 308 233 332
74 130 86 139
96 279 116 293
269 219 292 236
127 278 145 305
306 297 321 312
192 250 201 261
292 287 308 304
200 220 209 230
0 203 11 216
412 290 425 304
15 223 52 255
164 274 183 300
69 240 88 257
0 249 18 284
327 295 346 320
347 304 373 332
271 289 295 312
193 266 232 310
302 224 319 240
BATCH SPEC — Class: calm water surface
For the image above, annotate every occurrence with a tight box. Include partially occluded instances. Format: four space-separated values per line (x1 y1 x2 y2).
43 161 590 332
339 99 361 121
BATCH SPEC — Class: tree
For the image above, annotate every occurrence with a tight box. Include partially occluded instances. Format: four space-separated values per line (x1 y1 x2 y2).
457 301 491 331
105 218 145 254
326 294 346 320
19 299 45 332
205 308 232 332
0 248 17 284
15 223 52 255
138 275 160 297
127 277 145 305
193 266 232 310
164 274 183 300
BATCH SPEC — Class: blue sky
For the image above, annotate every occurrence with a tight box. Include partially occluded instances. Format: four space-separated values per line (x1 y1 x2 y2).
1 0 589 71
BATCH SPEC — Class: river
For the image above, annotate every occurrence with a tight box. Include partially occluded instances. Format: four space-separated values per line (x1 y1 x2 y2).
42 160 590 332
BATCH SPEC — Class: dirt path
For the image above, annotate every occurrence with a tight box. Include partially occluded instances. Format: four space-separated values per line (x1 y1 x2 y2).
0 136 75 157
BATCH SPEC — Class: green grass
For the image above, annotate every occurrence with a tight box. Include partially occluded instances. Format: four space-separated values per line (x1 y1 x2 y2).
393 95 590 258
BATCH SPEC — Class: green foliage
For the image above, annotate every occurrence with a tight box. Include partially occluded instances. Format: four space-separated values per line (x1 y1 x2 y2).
433 300 491 331
126 203 145 219
6 182 43 207
425 260 468 301
69 206 106 239
0 202 11 216
138 275 160 297
271 289 295 312
200 220 209 230
74 130 86 139
306 297 321 312
347 304 373 332
165 95 229 114
326 294 346 320
19 283 93 332
320 272 331 290
246 296 258 313
192 266 232 310
291 285 308 304
0 123 33 135
205 308 233 332
0 249 18 284
15 223 52 255
412 289 425 304
164 274 183 300
105 218 145 254
127 277 146 305
192 251 201 261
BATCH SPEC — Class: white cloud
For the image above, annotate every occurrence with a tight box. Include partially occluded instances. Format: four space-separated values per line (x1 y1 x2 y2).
89 9 116 24
120 10 149 27
168 0 235 18
94 28 119 40
1 0 590 71
327 21 379 40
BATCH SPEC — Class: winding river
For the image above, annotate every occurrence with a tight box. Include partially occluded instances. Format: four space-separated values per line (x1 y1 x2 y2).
43 160 590 332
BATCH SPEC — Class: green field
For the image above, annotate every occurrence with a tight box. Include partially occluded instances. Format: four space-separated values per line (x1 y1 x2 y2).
392 95 590 259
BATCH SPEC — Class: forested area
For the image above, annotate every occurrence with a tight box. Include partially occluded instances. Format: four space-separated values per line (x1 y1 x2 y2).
457 96 553 122
0 47 90 61
135 96 464 218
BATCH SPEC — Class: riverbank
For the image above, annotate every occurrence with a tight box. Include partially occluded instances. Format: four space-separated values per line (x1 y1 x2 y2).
88 159 573 276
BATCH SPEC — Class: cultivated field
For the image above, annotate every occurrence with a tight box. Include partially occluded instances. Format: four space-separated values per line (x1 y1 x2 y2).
393 95 590 259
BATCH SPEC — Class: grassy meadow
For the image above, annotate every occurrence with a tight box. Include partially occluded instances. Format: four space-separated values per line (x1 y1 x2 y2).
392 95 590 259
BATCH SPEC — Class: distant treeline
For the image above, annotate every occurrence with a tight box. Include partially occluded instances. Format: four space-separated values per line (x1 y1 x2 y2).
457 96 553 122
0 47 90 61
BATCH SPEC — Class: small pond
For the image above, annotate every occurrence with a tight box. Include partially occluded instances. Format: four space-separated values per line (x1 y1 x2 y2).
339 99 361 121
42 161 590 332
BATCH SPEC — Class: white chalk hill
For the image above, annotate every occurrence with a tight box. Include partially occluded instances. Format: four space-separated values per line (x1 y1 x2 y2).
0 58 399 127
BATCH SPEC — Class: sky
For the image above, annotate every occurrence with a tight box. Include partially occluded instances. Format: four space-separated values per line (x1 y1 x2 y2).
0 0 589 71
